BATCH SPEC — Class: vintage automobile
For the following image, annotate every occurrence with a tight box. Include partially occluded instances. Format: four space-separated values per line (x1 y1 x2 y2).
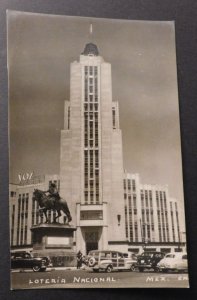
136 251 165 272
87 250 137 273
157 252 188 273
11 251 52 272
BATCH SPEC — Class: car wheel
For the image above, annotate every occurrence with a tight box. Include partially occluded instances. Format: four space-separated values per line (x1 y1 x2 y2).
57 259 64 267
93 269 99 273
162 269 168 273
32 265 41 272
154 267 160 273
40 267 47 272
130 264 136 272
89 257 96 267
138 267 144 272
106 265 113 273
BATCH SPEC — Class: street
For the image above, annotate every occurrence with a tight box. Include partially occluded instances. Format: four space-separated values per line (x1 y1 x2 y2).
11 268 189 289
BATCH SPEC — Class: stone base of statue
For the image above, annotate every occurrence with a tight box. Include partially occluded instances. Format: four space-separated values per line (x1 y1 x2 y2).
30 223 77 267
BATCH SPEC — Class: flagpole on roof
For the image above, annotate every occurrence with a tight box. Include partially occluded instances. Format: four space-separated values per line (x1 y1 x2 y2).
90 23 93 35
89 23 93 42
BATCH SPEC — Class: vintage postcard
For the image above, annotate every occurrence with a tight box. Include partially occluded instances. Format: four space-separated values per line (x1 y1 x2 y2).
8 11 189 289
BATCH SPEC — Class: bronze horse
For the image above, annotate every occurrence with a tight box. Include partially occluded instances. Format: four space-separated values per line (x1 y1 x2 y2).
33 189 72 224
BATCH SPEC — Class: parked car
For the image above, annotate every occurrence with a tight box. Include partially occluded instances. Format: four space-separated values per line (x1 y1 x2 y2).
157 252 188 273
136 251 165 272
87 250 137 273
11 251 52 272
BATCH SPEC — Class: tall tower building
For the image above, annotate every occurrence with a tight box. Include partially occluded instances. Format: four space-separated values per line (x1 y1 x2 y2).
60 42 126 254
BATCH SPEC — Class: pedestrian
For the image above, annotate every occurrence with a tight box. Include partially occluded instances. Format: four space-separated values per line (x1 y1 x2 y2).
77 250 83 269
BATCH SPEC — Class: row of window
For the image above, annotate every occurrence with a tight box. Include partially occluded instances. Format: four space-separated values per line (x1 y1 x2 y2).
11 202 180 246
124 179 136 192
124 185 180 243
84 103 99 111
16 197 29 245
84 66 98 102
10 191 17 197
80 210 103 220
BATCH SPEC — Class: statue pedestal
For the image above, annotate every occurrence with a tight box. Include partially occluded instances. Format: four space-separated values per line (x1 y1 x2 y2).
31 223 77 267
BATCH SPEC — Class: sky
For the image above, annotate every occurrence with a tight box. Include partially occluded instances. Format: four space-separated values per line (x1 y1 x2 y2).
8 11 185 217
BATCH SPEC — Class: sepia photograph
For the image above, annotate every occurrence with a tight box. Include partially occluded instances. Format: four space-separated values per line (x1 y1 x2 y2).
8 11 189 289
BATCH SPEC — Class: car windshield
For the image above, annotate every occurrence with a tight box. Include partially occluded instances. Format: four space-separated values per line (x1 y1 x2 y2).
154 254 163 258
141 253 154 258
166 254 175 258
24 253 31 258
165 254 175 258
13 252 23 258
88 251 98 257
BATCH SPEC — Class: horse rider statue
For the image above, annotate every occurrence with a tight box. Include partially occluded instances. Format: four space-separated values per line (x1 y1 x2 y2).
33 183 72 224
43 182 61 205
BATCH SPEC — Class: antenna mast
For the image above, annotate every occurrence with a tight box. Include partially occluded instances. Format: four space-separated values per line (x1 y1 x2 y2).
89 23 93 41
90 23 93 35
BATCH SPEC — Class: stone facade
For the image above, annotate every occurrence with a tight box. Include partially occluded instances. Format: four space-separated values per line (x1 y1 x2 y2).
60 44 126 254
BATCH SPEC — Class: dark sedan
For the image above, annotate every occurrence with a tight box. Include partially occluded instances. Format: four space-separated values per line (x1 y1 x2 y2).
11 251 51 272
136 251 165 272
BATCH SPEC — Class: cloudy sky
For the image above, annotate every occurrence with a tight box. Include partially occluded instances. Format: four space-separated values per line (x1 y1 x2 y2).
8 11 185 215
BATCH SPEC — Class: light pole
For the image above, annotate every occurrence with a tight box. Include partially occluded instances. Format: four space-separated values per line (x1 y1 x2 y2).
140 219 148 250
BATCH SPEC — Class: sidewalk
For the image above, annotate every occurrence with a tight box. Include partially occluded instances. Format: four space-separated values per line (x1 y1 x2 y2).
11 266 91 273
50 265 91 271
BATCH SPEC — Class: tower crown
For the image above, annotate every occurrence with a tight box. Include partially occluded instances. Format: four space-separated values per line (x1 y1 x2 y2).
81 43 99 56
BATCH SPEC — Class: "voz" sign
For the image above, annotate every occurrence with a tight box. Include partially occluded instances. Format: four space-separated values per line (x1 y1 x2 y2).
18 172 34 183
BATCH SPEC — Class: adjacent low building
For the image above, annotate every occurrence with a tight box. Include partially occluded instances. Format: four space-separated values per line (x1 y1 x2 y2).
9 173 184 254
123 173 184 253
9 175 60 250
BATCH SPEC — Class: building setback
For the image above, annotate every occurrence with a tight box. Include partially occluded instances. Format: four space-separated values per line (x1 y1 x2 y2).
60 43 126 254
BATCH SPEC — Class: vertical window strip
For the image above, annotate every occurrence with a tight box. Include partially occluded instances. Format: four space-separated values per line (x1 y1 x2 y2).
83 66 100 204
170 202 176 242
160 197 166 242
68 106 70 129
11 204 15 245
17 195 21 245
129 197 133 242
112 107 116 129
176 206 180 243
32 196 35 226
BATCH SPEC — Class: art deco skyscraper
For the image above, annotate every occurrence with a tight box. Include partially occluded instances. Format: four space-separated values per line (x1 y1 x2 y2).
60 42 126 254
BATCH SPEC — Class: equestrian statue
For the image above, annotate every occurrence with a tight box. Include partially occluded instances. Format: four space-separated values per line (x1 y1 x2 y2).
33 183 72 224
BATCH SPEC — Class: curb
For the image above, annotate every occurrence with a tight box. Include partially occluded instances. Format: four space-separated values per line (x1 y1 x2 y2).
51 267 91 271
11 267 91 273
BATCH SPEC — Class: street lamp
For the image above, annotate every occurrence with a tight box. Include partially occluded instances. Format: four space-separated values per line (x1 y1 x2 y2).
140 219 148 250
